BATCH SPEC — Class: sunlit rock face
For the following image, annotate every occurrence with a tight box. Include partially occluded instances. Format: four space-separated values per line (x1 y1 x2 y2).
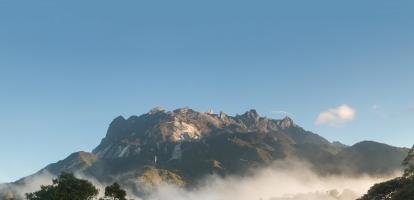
92 107 309 160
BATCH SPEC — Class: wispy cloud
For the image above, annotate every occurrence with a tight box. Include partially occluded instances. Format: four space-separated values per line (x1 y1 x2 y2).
270 110 295 118
370 104 414 119
315 104 356 127
147 160 393 200
371 104 389 119
400 105 414 116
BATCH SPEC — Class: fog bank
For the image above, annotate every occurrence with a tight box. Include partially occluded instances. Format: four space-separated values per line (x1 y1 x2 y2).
147 160 398 200
1 160 398 200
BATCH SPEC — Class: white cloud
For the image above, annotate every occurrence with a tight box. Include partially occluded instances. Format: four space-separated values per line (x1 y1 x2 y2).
270 110 295 118
1 160 397 200
147 160 394 200
315 104 356 127
371 104 388 119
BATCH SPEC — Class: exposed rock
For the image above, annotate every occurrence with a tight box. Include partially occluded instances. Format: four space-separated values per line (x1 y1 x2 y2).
279 116 295 129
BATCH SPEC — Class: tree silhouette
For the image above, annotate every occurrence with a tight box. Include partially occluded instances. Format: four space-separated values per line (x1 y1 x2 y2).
103 182 127 200
359 145 414 199
402 145 414 177
25 172 98 200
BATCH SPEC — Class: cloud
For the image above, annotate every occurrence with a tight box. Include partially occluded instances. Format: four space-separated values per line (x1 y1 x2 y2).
315 104 356 127
371 104 389 119
146 160 395 200
0 171 54 199
270 110 295 118
400 105 414 116
370 104 414 119
1 160 397 200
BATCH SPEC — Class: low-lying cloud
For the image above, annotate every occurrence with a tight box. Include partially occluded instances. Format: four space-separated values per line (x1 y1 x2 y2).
270 110 295 118
0 171 54 199
1 160 397 200
316 104 356 127
146 160 395 200
0 171 142 200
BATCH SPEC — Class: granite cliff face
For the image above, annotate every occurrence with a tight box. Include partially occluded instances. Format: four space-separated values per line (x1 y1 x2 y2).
1 108 408 198
92 108 327 161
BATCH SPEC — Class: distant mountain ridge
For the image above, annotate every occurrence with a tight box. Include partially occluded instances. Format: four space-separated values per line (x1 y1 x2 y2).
0 108 409 198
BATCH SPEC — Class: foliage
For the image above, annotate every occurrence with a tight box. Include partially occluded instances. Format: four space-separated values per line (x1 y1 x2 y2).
25 172 98 200
102 183 127 200
402 145 414 177
138 166 185 188
359 145 414 200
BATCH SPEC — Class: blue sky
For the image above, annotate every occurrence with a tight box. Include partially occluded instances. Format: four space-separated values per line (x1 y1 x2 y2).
1 0 414 182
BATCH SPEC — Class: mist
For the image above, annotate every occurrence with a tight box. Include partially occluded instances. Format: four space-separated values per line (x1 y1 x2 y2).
145 160 397 200
1 160 398 200
0 171 54 199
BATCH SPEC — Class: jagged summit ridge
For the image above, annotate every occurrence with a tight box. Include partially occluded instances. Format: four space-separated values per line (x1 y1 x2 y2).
93 108 300 159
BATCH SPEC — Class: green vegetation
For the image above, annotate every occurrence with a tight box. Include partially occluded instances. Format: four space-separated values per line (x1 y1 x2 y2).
101 183 127 200
25 172 131 200
138 166 185 188
359 145 414 200
25 172 98 200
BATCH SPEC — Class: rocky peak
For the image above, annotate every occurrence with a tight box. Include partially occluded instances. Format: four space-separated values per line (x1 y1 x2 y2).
174 107 191 114
237 109 261 129
112 115 127 125
280 116 295 129
244 109 260 119
219 111 228 119
149 107 166 114
106 116 128 140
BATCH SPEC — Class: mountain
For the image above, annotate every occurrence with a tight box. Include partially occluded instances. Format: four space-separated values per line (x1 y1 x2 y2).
0 108 409 198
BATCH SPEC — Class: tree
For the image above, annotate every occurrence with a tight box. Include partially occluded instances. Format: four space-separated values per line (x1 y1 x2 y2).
402 145 414 177
103 182 127 200
359 145 414 200
25 172 98 200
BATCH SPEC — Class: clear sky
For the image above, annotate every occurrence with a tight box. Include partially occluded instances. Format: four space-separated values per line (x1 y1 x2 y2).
1 0 414 183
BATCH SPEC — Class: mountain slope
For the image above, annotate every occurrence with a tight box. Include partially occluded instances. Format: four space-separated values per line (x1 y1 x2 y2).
336 141 408 174
358 146 414 200
43 151 98 175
